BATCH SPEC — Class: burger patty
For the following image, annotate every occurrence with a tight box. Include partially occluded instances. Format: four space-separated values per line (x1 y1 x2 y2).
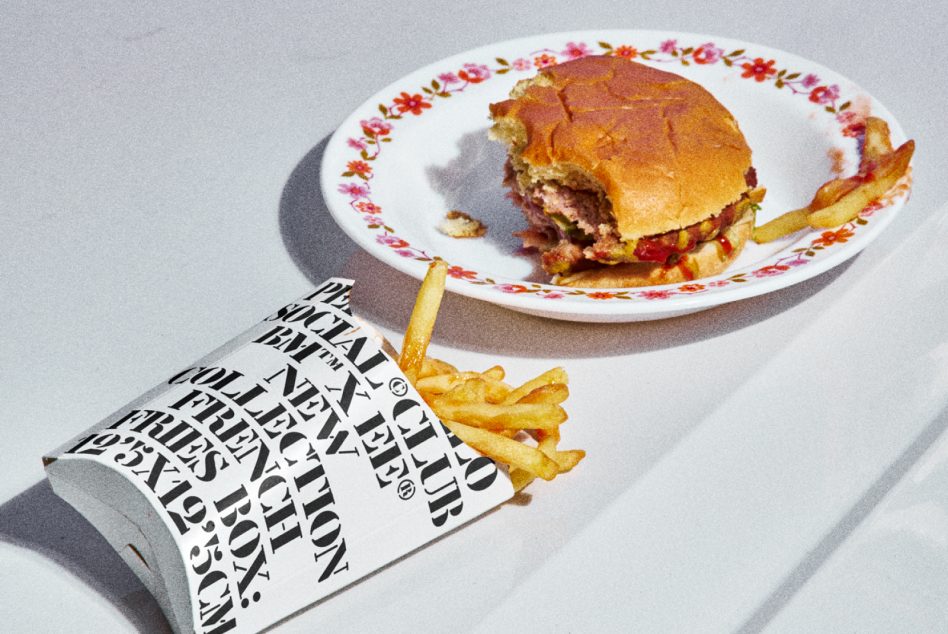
506 161 760 275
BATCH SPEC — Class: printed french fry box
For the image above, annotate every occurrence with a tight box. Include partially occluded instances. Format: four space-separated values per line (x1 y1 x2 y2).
44 279 514 633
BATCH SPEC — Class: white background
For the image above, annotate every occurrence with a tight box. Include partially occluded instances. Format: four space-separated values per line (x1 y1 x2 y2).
2 2 948 632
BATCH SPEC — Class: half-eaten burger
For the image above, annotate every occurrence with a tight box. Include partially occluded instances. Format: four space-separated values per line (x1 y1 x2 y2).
489 55 765 287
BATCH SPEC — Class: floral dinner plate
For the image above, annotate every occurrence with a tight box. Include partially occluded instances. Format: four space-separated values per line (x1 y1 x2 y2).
320 30 912 322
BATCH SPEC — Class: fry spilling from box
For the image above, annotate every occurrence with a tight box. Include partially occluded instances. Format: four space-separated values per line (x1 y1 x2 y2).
43 278 515 633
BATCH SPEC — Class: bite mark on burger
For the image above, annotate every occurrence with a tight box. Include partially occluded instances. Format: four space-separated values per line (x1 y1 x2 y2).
489 55 765 287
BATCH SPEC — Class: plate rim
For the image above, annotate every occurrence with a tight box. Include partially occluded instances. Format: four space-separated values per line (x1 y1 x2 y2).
319 29 912 318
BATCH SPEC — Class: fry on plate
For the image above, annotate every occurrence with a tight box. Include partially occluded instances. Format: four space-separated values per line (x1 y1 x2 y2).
807 140 914 228
753 116 914 243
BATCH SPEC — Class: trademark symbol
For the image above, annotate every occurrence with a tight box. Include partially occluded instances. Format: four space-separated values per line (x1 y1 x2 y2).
397 479 415 500
389 377 408 397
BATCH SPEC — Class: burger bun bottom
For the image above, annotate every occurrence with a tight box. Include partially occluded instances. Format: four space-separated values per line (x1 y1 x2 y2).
554 214 753 288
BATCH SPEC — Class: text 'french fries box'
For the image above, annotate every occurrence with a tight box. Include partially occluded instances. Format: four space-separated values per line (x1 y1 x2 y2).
43 279 514 633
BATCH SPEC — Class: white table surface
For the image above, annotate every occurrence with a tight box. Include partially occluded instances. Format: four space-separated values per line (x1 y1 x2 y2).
3 2 947 632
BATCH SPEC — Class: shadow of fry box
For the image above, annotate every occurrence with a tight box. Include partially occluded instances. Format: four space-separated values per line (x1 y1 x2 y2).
43 279 514 633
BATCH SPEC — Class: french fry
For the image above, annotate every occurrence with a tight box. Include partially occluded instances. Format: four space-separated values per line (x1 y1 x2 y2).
398 263 584 492
753 117 913 242
536 427 559 457
809 177 862 210
509 468 536 492
754 179 859 242
443 420 559 481
535 427 585 473
415 372 486 393
440 379 488 404
808 140 914 228
430 401 567 431
482 365 506 381
754 178 858 244
398 261 448 382
502 367 568 405
518 383 569 405
747 186 767 205
861 116 893 168
481 379 512 404
553 450 586 472
416 374 511 403
418 356 458 378
753 208 809 243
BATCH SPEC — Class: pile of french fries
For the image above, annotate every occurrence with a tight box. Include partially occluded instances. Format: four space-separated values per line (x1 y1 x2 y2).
753 116 915 243
397 261 584 492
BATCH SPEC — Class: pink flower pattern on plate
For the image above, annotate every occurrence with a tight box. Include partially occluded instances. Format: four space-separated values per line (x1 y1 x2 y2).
678 283 706 293
533 53 557 68
495 283 530 294
338 183 369 199
562 41 593 59
447 265 477 280
355 201 382 214
809 84 840 105
692 42 723 64
458 63 491 83
639 289 674 300
753 265 791 278
376 234 407 247
360 117 392 136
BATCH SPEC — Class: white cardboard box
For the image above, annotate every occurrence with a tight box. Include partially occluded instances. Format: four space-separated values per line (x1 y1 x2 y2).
45 279 513 633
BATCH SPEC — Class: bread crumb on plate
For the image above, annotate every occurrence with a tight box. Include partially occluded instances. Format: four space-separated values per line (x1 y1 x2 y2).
438 210 487 238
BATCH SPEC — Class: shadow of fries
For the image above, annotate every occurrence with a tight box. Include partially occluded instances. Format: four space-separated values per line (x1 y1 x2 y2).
0 480 172 633
279 135 854 361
